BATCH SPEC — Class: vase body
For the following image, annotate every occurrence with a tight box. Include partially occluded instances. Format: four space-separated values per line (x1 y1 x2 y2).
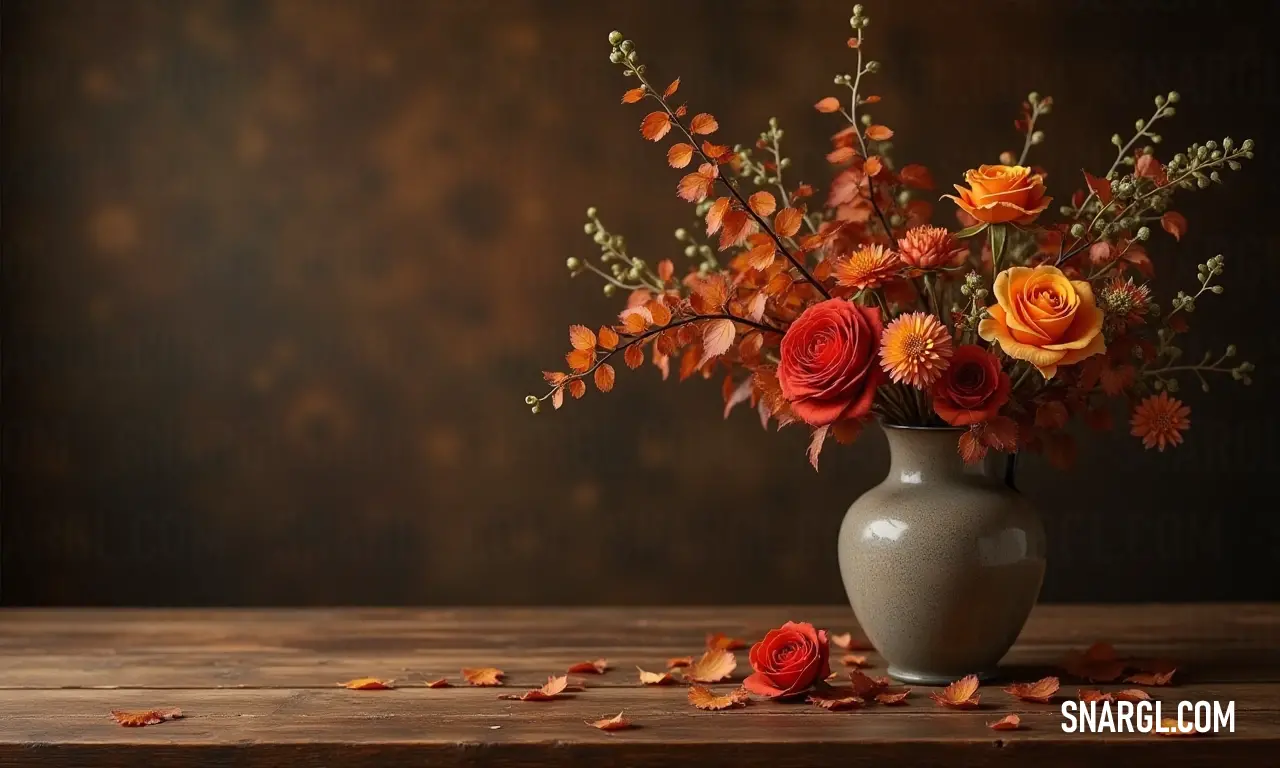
837 426 1045 684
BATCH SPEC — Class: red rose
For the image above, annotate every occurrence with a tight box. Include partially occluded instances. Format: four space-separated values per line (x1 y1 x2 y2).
744 621 830 698
931 344 1011 426
778 299 883 427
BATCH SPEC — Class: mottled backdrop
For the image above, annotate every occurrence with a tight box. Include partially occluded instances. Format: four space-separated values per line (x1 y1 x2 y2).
3 0 1277 605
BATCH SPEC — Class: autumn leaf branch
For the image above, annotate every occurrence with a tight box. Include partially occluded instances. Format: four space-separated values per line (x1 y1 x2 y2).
841 8 895 239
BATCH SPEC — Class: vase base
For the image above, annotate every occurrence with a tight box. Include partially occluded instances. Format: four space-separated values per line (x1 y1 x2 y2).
887 665 1000 686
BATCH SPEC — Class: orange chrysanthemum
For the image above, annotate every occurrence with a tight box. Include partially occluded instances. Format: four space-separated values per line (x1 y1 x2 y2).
897 225 966 270
833 244 900 290
1130 391 1190 451
879 311 953 389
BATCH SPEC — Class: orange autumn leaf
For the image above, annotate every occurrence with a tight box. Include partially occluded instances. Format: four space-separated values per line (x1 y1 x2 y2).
341 677 394 690
827 146 856 164
864 156 883 177
594 364 616 393
683 648 737 683
566 347 594 373
1161 210 1188 241
863 95 882 104
705 197 731 235
697 319 736 369
678 163 719 203
688 684 750 710
774 207 803 237
664 78 680 98
808 686 864 711
1115 689 1152 702
848 670 891 697
598 326 620 350
461 667 505 687
1078 689 1113 703
1159 718 1208 737
898 163 935 189
111 708 183 727
637 667 677 685
624 344 644 369
668 143 695 169
865 124 894 141
706 632 749 651
620 306 651 334
988 714 1022 731
1125 669 1176 686
875 689 911 705
1003 676 1060 704
657 259 674 282
567 659 610 675
690 113 718 135
646 300 672 327
841 654 868 668
814 96 841 113
1084 170 1113 205
748 191 777 217
499 675 569 702
568 379 587 399
667 656 694 669
621 87 646 104
569 325 597 351
641 111 671 141
702 141 732 162
587 711 634 731
931 674 980 709
425 678 452 688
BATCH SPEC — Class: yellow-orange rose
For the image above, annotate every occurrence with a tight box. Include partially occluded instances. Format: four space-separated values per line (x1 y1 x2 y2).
978 265 1105 379
944 165 1052 224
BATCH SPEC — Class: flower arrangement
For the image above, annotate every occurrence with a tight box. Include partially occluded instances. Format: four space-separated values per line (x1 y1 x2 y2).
527 4 1257 470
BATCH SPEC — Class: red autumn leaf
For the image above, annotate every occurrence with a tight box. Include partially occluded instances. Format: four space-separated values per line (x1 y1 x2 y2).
774 207 803 237
841 654 868 668
624 344 644 370
1125 669 1176 686
543 370 567 386
698 319 736 369
425 678 452 688
1083 170 1113 205
826 146 857 164
1115 689 1152 702
1003 676 1060 703
341 677 394 690
864 125 893 141
499 675 569 701
988 714 1022 731
587 711 633 731
1161 211 1188 241
668 143 695 169
863 95 881 104
657 259 675 282
594 364 616 393
569 325 597 351
718 210 757 250
738 331 764 361
598 326 619 350
688 684 750 710
663 78 680 98
551 387 564 410
640 111 671 141
461 667 505 686
683 648 737 683
566 347 594 373
1078 689 1113 702
111 708 183 727
931 674 980 709
690 113 718 135
621 87 646 104
678 163 719 203
666 656 694 669
637 667 677 685
864 156 883 177
814 96 842 113
674 104 688 118
743 239 776 272
958 428 987 464
748 191 777 217
568 379 587 399
705 197 731 235
875 689 911 705
702 141 732 162
723 376 754 419
567 659 610 675
807 425 830 471
848 670 891 697
898 164 934 189
808 686 864 711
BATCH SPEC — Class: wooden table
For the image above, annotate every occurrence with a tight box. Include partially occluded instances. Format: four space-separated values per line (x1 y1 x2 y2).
1 606 1276 766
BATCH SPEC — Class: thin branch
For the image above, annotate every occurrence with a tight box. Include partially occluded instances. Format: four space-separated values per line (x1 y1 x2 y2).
845 26 896 240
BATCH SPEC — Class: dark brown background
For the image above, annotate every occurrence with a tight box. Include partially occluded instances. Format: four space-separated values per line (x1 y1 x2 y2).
3 0 1277 606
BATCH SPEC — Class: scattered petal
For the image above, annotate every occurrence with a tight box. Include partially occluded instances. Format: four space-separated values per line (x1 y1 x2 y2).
341 678 394 690
931 674 981 709
111 708 183 727
840 654 868 668
567 659 610 675
848 670 890 697
588 711 634 731
667 656 694 669
688 684 750 710
461 667 505 687
425 678 452 688
1003 676 1060 704
637 667 677 685
1115 689 1152 702
988 714 1022 731
808 686 864 711
1125 669 1176 686
875 689 911 705
1077 689 1113 703
499 675 569 702
683 649 737 683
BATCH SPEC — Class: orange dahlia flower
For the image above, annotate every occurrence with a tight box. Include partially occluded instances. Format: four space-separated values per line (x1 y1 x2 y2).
879 311 953 389
833 244 900 290
979 265 1105 379
897 225 966 270
1130 391 1190 451
943 165 1052 225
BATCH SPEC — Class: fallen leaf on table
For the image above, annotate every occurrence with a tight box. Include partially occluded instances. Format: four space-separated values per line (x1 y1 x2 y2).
1159 718 1209 737
1060 642 1124 682
1003 676 1060 703
499 675 569 702
875 688 911 705
666 656 694 669
988 714 1022 730
688 684 750 711
840 654 868 668
1125 669 1176 686
830 632 873 651
683 648 737 683
706 632 749 651
587 711 633 731
563 677 589 691
637 667 677 685
567 659 610 675
1115 689 1152 702
848 670 891 697
424 678 452 688
1077 689 1113 703
341 678 393 690
931 675 981 709
111 708 183 727
461 667 505 686
807 686 864 710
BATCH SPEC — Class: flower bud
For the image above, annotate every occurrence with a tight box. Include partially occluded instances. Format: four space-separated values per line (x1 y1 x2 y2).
586 206 598 218
1226 344 1237 357
583 222 595 235
1031 130 1045 144
1243 138 1255 151
525 395 538 405
1167 91 1180 103
1111 134 1123 147
1070 223 1085 238
866 60 881 73
608 31 623 45
603 283 616 297
1136 226 1150 241
609 51 622 64
530 404 540 414
684 245 697 258
566 257 581 270
674 227 687 240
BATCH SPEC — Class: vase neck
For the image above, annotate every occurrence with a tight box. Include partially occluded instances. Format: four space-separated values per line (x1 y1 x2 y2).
882 427 979 485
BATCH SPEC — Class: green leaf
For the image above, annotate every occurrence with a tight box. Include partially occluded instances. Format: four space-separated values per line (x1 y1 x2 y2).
953 222 989 239
989 224 1008 271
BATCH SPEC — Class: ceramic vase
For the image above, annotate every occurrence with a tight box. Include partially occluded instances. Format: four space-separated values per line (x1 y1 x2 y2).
837 425 1046 684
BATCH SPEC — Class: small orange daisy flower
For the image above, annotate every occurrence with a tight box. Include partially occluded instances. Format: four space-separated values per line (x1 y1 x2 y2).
833 244 900 290
1130 391 1190 451
879 311 953 389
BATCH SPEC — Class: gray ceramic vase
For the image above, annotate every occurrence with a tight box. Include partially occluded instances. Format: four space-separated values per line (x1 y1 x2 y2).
838 425 1046 684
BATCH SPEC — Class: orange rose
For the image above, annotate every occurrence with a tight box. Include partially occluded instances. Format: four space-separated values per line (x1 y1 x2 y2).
978 265 1105 378
944 165 1052 224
